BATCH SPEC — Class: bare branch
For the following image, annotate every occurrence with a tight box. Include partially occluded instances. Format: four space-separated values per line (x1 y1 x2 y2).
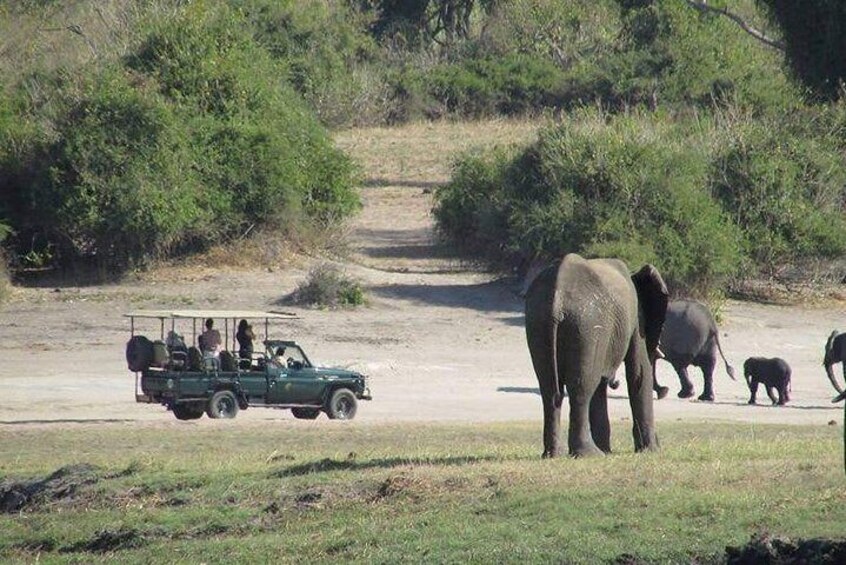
684 0 785 51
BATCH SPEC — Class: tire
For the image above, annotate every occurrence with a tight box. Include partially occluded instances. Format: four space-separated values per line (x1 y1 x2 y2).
126 335 154 372
291 407 320 420
207 390 239 419
173 403 204 420
325 388 357 420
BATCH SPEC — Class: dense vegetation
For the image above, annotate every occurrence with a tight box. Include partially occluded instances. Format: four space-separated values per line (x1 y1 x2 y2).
1 0 845 294
430 0 846 295
0 2 360 275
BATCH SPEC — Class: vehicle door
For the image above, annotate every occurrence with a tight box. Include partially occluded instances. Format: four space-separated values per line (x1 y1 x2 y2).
269 348 325 405
238 364 270 401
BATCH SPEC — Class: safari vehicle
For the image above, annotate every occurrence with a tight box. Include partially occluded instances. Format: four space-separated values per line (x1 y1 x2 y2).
125 310 371 421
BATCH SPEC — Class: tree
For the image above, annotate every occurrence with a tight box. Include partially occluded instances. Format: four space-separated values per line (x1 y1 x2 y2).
755 0 846 100
370 0 486 47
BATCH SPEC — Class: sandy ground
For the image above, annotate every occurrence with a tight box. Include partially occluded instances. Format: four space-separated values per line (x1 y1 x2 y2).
1 121 845 433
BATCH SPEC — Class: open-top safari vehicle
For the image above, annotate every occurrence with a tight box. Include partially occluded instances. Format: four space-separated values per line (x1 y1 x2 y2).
125 310 371 421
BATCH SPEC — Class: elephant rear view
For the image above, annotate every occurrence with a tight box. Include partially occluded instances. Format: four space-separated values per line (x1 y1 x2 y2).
524 254 668 458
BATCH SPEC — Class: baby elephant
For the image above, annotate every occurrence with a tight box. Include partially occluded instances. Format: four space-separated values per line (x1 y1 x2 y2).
744 357 791 405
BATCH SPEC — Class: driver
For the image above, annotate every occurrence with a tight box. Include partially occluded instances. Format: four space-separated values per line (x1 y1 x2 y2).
274 346 286 365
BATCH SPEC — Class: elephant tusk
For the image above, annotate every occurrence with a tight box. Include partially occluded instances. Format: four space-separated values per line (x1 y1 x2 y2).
655 345 666 359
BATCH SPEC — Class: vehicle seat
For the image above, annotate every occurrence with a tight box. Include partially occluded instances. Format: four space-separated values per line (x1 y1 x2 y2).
220 350 236 372
187 346 203 371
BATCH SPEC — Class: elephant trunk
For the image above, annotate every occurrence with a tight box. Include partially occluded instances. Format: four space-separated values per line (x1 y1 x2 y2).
824 331 844 394
825 362 844 394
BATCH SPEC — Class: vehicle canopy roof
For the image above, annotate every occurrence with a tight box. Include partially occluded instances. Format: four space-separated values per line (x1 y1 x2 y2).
124 309 298 320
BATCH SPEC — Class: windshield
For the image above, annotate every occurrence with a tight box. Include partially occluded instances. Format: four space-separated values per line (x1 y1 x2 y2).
270 344 310 369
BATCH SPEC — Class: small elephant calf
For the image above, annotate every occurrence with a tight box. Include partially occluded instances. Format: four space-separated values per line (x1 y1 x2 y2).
744 357 791 406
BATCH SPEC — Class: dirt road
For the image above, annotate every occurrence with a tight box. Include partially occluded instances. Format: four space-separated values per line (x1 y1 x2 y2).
1 121 844 429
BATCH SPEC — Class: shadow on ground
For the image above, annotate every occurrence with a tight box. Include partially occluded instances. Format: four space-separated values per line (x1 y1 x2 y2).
272 453 527 477
370 279 523 316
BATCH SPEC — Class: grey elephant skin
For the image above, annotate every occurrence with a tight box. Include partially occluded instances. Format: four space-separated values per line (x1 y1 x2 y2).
744 357 791 405
656 300 736 402
824 331 846 395
524 254 668 458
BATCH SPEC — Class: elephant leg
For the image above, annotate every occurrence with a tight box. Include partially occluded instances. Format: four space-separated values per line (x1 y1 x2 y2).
625 341 659 453
653 377 669 400
777 384 788 405
589 383 611 453
540 389 562 458
676 365 695 398
697 358 716 402
567 390 604 458
748 379 759 404
765 384 778 405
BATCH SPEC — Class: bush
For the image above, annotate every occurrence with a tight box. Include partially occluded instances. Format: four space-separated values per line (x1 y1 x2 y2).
0 3 358 273
291 263 366 308
710 110 846 270
435 105 846 294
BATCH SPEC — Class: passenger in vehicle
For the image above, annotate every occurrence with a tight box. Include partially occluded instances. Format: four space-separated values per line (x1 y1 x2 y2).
236 319 254 369
200 318 222 357
274 346 286 366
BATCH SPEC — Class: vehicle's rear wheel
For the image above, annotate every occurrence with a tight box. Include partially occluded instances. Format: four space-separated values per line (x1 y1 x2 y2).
291 407 320 420
325 388 357 420
173 403 204 420
207 390 239 419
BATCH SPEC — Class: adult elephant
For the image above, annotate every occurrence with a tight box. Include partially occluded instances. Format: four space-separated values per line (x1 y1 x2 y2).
524 254 668 458
656 300 736 402
823 331 846 395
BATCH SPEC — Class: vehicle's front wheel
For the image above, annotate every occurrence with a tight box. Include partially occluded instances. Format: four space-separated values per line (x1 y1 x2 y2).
173 403 204 420
291 407 320 420
325 388 357 420
207 390 239 419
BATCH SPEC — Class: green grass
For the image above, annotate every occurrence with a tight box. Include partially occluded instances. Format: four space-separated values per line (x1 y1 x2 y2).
0 421 843 563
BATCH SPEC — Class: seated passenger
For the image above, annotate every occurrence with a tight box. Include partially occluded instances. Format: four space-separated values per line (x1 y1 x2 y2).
274 346 286 366
200 318 222 358
166 330 187 353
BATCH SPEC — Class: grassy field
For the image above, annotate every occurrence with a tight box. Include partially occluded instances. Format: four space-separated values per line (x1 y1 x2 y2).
1 420 844 563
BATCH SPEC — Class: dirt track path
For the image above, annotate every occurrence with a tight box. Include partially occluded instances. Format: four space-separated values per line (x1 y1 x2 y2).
0 120 844 431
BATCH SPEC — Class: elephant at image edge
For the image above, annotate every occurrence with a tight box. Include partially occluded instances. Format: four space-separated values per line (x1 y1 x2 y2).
655 300 736 402
834 389 846 475
524 254 669 458
823 331 846 395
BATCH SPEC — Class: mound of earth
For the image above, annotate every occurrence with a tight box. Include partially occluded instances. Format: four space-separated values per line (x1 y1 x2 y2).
0 464 100 513
725 532 846 564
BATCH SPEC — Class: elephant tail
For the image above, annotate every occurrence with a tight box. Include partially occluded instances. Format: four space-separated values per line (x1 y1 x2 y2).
714 330 736 381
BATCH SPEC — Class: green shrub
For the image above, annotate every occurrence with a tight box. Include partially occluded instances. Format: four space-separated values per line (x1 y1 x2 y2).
428 54 566 118
435 105 846 293
434 110 746 294
710 111 846 270
0 3 358 273
292 263 366 308
233 0 385 126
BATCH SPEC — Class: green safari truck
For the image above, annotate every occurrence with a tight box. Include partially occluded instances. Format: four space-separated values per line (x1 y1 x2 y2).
126 310 371 421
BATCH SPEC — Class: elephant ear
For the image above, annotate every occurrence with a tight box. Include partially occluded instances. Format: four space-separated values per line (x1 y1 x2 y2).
631 264 669 358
